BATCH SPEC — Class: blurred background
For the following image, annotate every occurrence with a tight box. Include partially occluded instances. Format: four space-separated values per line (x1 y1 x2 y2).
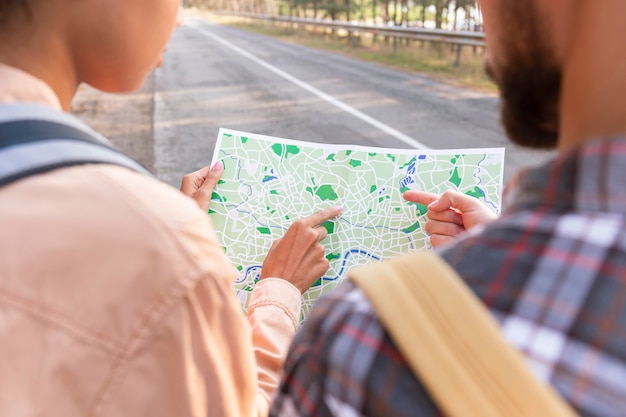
71 3 553 188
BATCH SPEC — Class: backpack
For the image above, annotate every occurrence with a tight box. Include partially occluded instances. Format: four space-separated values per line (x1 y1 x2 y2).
349 252 579 417
0 113 149 187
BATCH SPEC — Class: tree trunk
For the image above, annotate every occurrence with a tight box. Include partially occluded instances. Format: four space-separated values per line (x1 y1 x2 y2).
401 0 408 25
372 0 377 24
361 0 366 22
381 1 389 24
435 0 444 29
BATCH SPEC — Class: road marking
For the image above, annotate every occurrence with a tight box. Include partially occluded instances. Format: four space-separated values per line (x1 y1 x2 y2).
190 21 429 150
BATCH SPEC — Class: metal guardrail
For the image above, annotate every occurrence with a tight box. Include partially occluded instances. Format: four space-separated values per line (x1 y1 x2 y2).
214 11 486 48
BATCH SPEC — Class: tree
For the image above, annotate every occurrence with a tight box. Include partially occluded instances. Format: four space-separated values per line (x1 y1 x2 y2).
453 0 476 30
380 0 389 24
417 0 433 27
320 0 345 20
434 0 452 29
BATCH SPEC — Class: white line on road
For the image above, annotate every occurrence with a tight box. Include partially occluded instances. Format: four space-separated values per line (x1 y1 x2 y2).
190 21 429 150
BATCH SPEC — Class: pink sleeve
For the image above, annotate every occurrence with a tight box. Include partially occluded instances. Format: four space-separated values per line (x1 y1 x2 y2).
247 278 302 413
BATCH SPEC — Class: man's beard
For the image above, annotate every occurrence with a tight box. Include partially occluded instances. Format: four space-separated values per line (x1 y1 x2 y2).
497 57 561 149
489 3 562 150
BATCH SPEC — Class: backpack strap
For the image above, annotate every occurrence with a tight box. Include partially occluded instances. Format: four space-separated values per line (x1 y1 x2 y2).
349 252 578 417
0 119 150 187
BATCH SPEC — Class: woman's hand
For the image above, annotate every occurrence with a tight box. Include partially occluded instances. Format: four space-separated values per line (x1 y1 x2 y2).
261 206 343 294
404 190 497 247
180 161 223 212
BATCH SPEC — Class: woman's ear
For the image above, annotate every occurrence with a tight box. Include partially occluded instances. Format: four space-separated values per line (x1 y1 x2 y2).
176 3 185 28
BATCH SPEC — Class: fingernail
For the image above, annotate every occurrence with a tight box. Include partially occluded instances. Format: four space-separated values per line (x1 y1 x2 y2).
334 206 343 212
428 200 439 208
212 160 223 172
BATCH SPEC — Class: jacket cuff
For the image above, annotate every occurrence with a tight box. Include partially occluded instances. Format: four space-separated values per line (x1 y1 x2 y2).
248 278 302 330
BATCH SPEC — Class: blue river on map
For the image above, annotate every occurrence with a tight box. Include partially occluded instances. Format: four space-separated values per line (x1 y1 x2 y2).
236 248 380 288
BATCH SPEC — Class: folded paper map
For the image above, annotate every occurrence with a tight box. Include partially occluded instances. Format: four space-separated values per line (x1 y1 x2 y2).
210 128 505 319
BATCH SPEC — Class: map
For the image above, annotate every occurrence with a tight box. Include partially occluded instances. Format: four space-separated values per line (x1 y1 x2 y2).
210 128 505 320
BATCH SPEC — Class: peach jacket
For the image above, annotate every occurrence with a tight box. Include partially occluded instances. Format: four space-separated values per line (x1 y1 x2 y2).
0 64 301 416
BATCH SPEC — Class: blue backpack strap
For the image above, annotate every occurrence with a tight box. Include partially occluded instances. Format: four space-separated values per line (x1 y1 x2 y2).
0 119 150 187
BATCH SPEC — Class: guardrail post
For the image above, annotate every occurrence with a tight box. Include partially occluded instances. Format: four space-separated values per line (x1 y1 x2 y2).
454 44 463 67
350 30 358 48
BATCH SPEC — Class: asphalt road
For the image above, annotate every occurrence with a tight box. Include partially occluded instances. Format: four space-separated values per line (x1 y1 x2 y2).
72 16 553 188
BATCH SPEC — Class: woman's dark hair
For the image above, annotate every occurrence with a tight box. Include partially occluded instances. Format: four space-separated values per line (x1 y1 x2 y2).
0 0 29 24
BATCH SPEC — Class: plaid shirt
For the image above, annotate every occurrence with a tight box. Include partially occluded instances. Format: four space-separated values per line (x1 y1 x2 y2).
271 138 626 417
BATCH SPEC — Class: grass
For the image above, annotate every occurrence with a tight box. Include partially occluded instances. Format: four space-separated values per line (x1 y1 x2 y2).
190 10 497 93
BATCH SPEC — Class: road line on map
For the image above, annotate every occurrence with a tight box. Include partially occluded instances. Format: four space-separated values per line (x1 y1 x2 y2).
191 21 429 150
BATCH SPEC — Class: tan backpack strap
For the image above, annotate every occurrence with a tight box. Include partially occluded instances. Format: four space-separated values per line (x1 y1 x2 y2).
349 252 578 417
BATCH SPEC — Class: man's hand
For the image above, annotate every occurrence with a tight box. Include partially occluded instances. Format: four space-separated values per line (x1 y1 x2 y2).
180 161 224 212
404 190 497 247
261 206 343 294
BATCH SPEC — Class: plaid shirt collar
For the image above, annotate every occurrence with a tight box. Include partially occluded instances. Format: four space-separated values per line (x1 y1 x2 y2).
505 137 626 215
